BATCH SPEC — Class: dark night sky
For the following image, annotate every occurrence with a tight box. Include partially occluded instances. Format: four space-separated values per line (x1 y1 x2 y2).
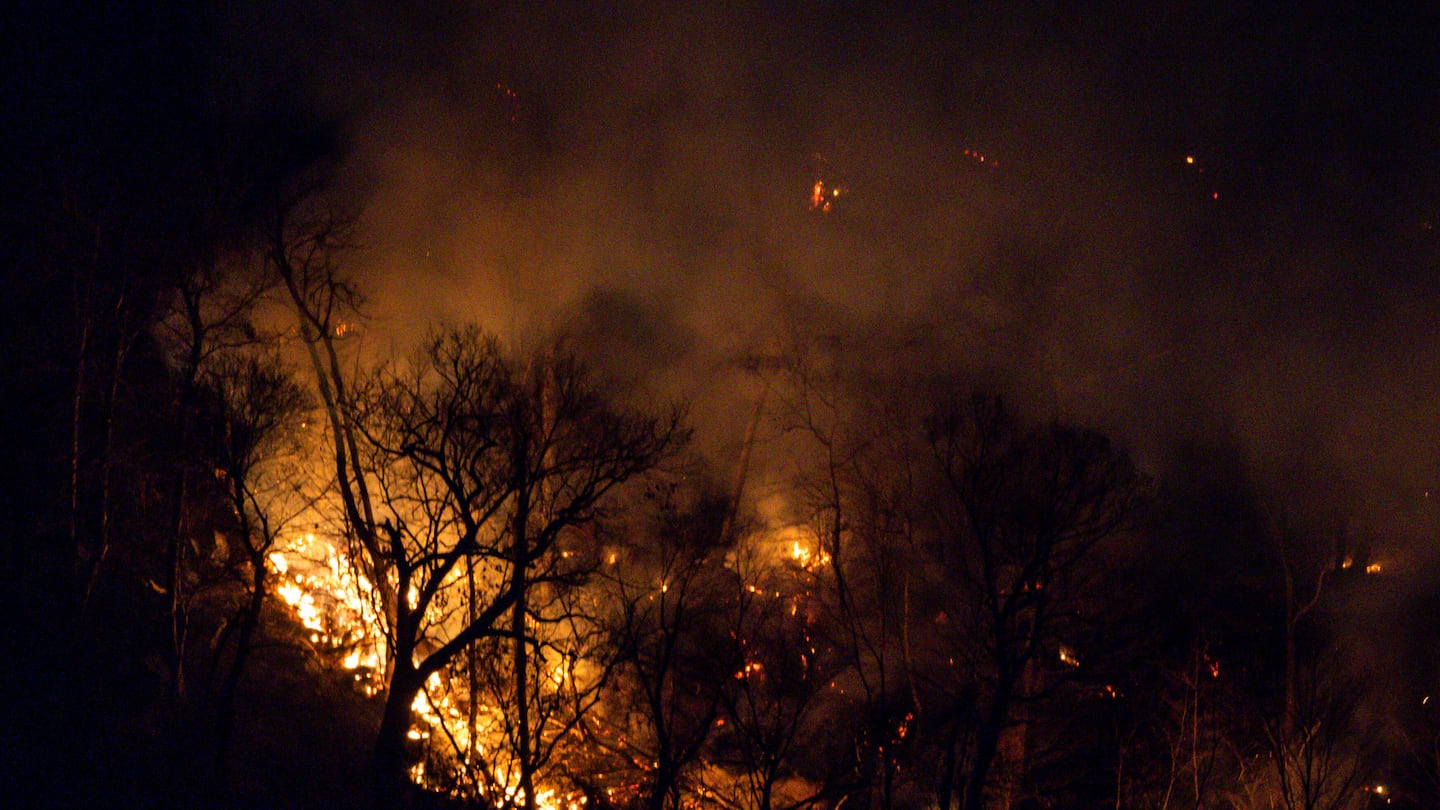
12 1 1440 547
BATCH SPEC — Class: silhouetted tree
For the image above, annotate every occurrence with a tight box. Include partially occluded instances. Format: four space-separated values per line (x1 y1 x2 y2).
584 482 742 810
766 349 925 810
923 395 1146 810
197 349 317 775
697 530 852 810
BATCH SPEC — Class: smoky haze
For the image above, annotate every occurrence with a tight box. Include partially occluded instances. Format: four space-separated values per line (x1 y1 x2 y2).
220 1 1440 560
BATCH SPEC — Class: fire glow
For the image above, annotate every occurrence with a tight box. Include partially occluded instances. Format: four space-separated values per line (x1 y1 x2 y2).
265 516 829 803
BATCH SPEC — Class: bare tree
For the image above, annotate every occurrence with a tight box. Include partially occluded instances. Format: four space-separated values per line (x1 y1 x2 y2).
924 395 1146 810
153 244 274 717
1245 486 1378 810
1257 650 1374 810
1113 639 1237 810
197 349 317 774
698 533 853 810
765 350 925 810
582 482 742 810
271 230 690 807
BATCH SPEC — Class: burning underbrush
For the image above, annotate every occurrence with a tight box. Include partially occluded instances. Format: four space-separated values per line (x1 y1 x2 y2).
259 514 838 808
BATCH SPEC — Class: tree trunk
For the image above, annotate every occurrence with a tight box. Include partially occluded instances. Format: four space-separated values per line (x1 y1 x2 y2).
213 554 267 775
512 470 535 809
963 683 1013 810
165 314 202 710
373 663 424 807
937 715 961 810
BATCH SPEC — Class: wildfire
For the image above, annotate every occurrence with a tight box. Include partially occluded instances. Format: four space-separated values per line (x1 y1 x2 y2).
896 711 914 741
1058 646 1081 667
808 152 846 213
810 180 844 213
268 528 606 805
267 492 825 808
268 532 386 690
1342 557 1385 575
495 81 522 123
788 538 831 571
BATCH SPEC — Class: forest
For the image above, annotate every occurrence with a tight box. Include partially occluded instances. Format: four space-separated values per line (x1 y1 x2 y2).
5 2 1440 809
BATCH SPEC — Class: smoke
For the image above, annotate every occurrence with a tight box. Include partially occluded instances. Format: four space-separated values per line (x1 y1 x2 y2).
219 2 1440 630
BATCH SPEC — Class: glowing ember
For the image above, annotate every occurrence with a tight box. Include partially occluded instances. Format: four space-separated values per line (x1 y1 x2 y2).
1058 646 1080 667
810 179 844 213
735 661 764 679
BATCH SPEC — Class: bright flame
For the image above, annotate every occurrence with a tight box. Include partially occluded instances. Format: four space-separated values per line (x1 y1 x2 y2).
267 534 388 692
786 536 831 571
269 528 607 804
